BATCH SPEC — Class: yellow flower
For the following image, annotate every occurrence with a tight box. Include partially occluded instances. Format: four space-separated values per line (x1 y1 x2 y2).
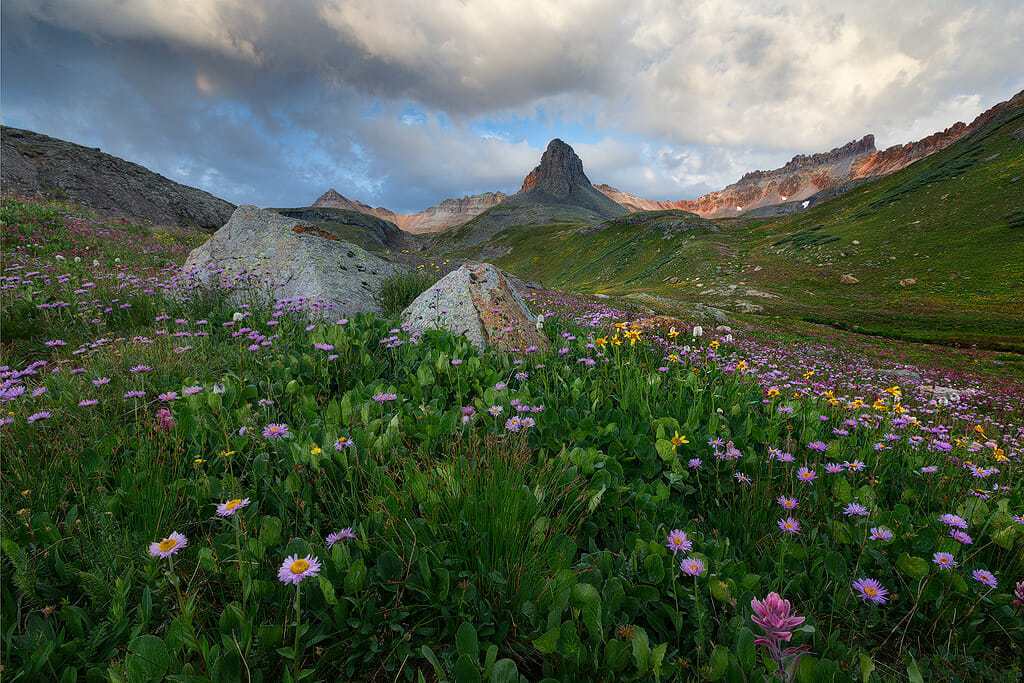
624 329 642 345
736 360 748 372
709 340 720 350
849 399 865 409
614 321 627 330
310 445 323 456
219 449 237 458
596 337 608 347
611 335 623 346
668 353 680 363
767 388 780 397
973 424 986 435
884 385 901 397
671 431 689 447
668 327 679 339
802 370 815 380
892 403 905 414
792 391 802 399
872 399 888 411
193 458 206 465
993 448 1007 462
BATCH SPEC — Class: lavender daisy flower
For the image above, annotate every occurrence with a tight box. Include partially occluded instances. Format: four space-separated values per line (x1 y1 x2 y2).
869 527 893 541
372 392 397 403
777 496 798 510
796 467 817 484
680 557 706 576
933 552 957 570
939 513 968 529
326 528 357 548
949 529 973 545
687 457 702 469
852 578 889 604
778 517 801 534
807 441 828 453
666 529 693 554
216 498 250 517
277 554 321 585
334 435 354 450
123 390 145 399
78 399 99 407
149 531 188 558
843 502 869 517
972 569 998 588
27 411 51 423
262 423 289 439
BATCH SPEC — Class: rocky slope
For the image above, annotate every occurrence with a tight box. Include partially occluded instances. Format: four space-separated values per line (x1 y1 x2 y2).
271 206 419 255
312 188 507 234
1 126 234 229
597 88 1024 218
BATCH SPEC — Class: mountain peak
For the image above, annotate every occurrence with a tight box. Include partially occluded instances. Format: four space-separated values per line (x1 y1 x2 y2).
520 138 592 196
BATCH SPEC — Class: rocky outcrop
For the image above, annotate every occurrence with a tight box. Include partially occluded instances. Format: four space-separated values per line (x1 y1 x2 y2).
401 263 548 351
183 205 400 314
514 139 626 218
271 206 416 254
597 88 1024 218
1 126 235 229
312 188 508 234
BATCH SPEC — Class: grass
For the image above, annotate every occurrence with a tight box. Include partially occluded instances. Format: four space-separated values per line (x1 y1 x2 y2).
375 271 437 317
1 198 1022 681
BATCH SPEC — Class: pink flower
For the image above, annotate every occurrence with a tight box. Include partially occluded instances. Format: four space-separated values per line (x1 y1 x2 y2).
277 554 321 585
149 531 187 558
751 592 805 644
155 407 175 431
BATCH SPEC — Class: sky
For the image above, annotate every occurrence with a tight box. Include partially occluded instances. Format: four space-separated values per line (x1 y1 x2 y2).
2 1 1022 214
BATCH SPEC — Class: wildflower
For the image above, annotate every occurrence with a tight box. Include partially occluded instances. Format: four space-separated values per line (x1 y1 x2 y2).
217 498 250 517
796 467 817 484
334 436 354 450
277 554 321 585
687 457 702 469
263 423 289 439
372 392 397 403
777 496 798 510
78 399 99 407
750 593 808 677
692 326 703 338
488 405 503 417
680 557 706 576
326 528 356 548
807 441 828 453
182 385 203 396
920 465 939 474
666 529 693 554
735 472 752 485
869 527 893 541
155 408 175 431
949 529 973 545
27 411 51 423
843 502 869 517
825 462 844 474
92 377 110 387
671 431 689 447
149 531 187 558
494 382 507 391
158 391 178 402
1013 580 1024 608
123 390 145 399
972 569 998 588
933 552 957 570
778 517 801 534
939 513 968 529
514 371 528 381
845 460 865 472
852 578 889 605
309 445 322 456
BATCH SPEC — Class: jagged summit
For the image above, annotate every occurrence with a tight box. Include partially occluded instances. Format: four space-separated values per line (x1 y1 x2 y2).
519 138 592 196
509 138 625 219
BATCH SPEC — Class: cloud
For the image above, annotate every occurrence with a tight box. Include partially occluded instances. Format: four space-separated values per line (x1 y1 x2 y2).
2 0 1022 210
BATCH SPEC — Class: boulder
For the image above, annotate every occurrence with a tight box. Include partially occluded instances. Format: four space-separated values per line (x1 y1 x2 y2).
183 205 400 314
401 263 548 351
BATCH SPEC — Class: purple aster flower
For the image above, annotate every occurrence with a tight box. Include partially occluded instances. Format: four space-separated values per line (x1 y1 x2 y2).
949 529 973 545
666 529 693 554
123 390 146 399
869 527 893 541
778 517 801 534
825 462 844 474
933 552 957 570
843 502 869 517
852 578 889 605
262 423 289 439
216 498 250 517
326 528 356 548
92 377 110 387
920 465 939 474
78 399 99 407
796 467 817 484
149 531 187 558
158 391 178 402
680 556 706 576
807 441 828 453
939 513 968 529
27 411 51 423
182 385 203 396
488 405 503 417
277 554 321 585
972 569 998 588
334 435 354 450
687 457 702 469
777 496 799 510
372 392 397 403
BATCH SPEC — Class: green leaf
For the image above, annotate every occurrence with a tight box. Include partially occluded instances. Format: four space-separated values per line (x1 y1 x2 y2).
533 626 560 655
896 553 930 580
125 635 169 682
490 659 519 683
420 645 447 683
571 583 602 643
258 516 282 547
709 578 733 602
736 627 756 671
453 654 481 683
650 642 667 678
456 622 479 658
344 559 367 594
375 550 403 582
704 645 729 681
906 657 924 683
859 652 875 683
319 576 337 605
605 639 630 671
631 627 650 674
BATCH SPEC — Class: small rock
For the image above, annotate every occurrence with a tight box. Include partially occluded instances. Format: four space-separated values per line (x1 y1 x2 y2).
840 274 859 284
899 278 917 287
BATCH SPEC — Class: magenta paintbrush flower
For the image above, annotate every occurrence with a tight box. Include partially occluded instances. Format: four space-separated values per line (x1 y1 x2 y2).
750 592 809 680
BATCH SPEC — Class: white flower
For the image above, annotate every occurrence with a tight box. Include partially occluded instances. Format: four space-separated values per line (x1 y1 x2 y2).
74 256 81 263
55 254 65 261
232 312 244 322
692 326 704 338
535 314 544 331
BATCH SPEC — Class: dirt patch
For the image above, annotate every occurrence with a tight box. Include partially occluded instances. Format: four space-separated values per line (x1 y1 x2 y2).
292 225 339 241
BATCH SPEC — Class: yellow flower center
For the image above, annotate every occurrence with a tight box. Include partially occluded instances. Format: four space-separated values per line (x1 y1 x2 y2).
225 499 242 511
864 586 878 596
289 558 310 574
158 538 178 553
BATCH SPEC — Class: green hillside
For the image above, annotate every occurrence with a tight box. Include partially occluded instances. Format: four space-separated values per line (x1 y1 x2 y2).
466 104 1024 350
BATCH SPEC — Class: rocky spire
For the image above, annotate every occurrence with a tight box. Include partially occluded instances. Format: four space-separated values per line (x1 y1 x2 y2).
519 138 593 197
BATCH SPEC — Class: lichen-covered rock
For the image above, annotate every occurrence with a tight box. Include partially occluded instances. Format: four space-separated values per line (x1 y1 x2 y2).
183 205 400 314
401 263 548 351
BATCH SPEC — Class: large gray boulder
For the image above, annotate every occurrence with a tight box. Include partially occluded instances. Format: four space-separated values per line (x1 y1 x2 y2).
401 263 549 352
183 205 400 314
